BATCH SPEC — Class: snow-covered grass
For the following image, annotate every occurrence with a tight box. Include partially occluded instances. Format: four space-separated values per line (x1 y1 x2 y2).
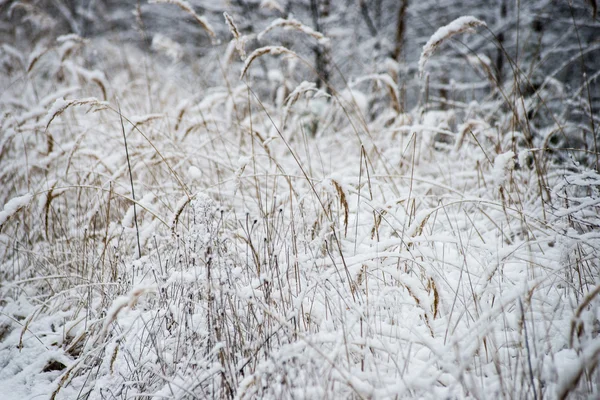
418 16 486 77
1 14 599 400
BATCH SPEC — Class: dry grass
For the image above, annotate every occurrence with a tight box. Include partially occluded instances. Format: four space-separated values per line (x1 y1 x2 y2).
0 6 599 400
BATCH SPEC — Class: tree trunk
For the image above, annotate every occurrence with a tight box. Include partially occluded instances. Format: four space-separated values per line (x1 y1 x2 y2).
310 0 330 89
495 0 508 85
392 0 409 61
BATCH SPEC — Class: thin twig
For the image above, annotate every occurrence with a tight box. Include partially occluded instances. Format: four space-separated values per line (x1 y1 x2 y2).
118 100 142 259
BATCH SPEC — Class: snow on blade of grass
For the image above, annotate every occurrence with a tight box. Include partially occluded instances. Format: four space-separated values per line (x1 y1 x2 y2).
42 97 107 129
419 16 486 77
129 113 164 126
26 45 48 72
257 16 329 45
223 12 247 60
170 192 192 234
42 97 69 129
240 45 296 78
56 33 88 44
0 193 32 228
98 286 156 341
1 6 600 400
260 0 284 13
350 73 401 111
555 339 600 400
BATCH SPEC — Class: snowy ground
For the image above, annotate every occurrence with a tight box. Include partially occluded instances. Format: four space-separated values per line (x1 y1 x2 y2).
1 12 600 400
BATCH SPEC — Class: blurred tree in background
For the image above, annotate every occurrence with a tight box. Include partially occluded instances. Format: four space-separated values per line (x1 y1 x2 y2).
2 0 599 167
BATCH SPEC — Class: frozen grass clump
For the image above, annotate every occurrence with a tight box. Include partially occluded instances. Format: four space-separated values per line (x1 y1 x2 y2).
0 5 599 400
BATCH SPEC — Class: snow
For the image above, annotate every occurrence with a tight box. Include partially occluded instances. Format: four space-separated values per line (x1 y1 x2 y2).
223 12 247 60
42 97 69 129
260 0 284 12
130 113 164 125
258 16 329 45
56 34 86 43
339 88 368 117
419 16 486 76
149 0 216 39
188 165 203 179
152 34 184 62
26 45 47 72
351 74 400 106
0 193 32 227
240 45 295 78
42 97 106 129
2 4 600 400
492 150 515 186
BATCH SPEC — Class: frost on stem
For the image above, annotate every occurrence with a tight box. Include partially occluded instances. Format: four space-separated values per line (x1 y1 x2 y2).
190 193 215 229
170 192 216 243
418 16 486 77
188 193 216 251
